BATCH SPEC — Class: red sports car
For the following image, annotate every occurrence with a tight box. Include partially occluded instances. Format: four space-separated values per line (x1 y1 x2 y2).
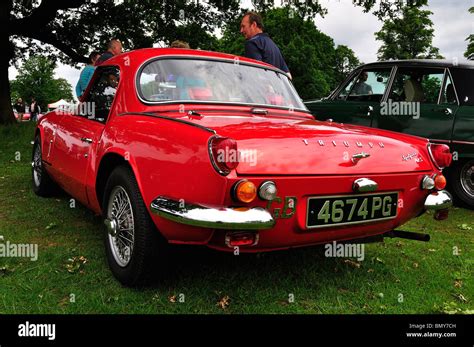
32 48 453 285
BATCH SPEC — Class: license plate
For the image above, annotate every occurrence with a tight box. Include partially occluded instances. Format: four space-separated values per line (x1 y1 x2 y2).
306 192 399 229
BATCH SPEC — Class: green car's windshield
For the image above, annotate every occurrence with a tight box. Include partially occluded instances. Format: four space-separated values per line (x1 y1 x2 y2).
138 58 306 110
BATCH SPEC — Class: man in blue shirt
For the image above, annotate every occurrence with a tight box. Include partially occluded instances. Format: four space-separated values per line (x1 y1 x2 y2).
96 39 123 65
76 51 100 98
240 12 292 79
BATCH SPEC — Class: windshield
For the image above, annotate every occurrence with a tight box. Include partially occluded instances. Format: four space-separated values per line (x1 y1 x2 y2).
137 58 307 110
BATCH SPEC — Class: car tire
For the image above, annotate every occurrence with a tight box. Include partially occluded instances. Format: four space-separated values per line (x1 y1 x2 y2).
103 165 169 286
448 159 474 209
32 136 57 197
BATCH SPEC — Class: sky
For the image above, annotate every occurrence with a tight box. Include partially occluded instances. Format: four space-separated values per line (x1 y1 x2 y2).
8 0 473 101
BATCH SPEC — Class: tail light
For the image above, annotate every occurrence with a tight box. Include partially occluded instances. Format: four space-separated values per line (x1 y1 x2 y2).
234 180 257 203
209 136 239 175
428 143 452 169
421 174 447 191
434 174 447 190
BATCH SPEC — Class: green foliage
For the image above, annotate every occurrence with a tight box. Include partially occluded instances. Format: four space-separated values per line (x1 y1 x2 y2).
218 8 360 100
334 45 361 89
356 0 428 20
375 4 443 60
421 76 443 104
9 0 242 66
10 56 73 110
465 7 474 60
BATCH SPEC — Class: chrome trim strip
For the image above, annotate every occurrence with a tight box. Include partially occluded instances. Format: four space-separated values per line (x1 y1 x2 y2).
382 66 398 102
328 68 361 101
424 190 452 210
305 191 399 229
147 107 312 121
446 68 460 106
437 68 447 105
150 196 275 230
118 112 216 134
208 135 230 176
429 138 451 144
427 143 441 170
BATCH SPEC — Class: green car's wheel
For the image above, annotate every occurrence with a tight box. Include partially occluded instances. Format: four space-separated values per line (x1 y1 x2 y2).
449 159 474 209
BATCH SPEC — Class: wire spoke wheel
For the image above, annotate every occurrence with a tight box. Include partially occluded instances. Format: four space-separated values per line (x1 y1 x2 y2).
107 186 135 267
32 142 42 187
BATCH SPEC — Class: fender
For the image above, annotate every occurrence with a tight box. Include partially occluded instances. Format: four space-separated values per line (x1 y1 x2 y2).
89 146 143 215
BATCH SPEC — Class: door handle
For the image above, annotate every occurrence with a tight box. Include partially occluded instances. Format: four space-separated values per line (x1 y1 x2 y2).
443 108 453 116
358 106 373 116
81 137 93 144
365 105 374 116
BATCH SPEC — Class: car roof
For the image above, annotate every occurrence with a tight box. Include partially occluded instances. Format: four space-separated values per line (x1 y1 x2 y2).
360 59 474 70
101 47 282 72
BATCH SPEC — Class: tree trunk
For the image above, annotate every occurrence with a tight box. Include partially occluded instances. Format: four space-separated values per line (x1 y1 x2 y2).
0 37 16 125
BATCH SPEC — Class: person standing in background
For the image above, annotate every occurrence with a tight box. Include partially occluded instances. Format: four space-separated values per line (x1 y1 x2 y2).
170 40 190 49
30 97 41 122
96 39 123 65
76 51 100 98
240 12 292 80
14 98 25 122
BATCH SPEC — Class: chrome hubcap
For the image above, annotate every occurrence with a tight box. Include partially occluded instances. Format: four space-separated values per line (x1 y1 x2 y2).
460 161 474 198
107 186 135 267
104 218 118 237
32 144 42 187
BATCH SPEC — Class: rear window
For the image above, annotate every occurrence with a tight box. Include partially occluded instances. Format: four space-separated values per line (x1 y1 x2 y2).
137 58 306 110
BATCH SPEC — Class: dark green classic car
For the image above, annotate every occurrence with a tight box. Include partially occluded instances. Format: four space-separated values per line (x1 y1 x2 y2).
305 60 474 208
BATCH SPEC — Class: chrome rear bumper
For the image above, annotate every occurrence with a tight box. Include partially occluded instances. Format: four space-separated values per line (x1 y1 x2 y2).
150 196 275 230
424 190 452 210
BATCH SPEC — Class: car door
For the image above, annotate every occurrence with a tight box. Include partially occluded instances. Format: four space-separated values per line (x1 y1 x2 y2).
52 66 120 205
305 67 393 127
374 66 457 141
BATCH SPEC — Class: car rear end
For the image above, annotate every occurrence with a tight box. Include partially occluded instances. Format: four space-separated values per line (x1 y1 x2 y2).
151 118 453 252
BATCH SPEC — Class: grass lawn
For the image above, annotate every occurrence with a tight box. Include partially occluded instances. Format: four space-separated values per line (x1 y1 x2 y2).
0 122 472 314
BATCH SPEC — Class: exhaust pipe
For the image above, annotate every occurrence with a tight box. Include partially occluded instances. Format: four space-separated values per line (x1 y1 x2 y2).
384 230 430 242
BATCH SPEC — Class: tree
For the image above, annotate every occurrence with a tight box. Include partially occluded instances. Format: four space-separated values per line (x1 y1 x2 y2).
375 3 443 60
0 0 408 124
465 7 474 60
218 8 360 100
1 0 241 124
10 56 73 111
334 45 361 88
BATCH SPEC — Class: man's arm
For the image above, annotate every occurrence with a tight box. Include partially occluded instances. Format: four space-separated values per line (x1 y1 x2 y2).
75 81 82 98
